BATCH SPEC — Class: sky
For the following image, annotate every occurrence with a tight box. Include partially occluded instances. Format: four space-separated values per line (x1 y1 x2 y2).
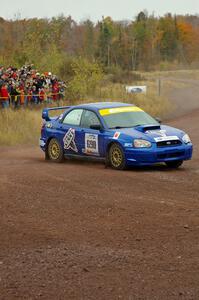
0 0 199 22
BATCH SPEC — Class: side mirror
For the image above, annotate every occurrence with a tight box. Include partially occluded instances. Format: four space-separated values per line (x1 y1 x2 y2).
42 109 51 121
90 124 102 131
155 117 162 124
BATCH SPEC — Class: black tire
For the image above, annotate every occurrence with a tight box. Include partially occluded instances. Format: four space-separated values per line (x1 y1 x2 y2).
165 160 183 169
108 143 126 170
47 138 64 163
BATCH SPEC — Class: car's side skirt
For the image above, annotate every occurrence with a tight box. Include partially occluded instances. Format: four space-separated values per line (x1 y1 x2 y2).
64 153 105 162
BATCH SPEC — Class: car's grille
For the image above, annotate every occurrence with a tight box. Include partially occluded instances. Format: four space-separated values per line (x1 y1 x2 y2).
157 151 185 160
157 140 182 147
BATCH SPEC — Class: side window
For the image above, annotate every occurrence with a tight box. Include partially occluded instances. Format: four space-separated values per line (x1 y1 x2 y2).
63 109 83 126
81 110 101 128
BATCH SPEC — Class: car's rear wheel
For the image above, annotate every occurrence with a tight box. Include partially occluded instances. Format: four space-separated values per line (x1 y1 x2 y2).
108 143 126 170
47 138 64 163
165 160 183 169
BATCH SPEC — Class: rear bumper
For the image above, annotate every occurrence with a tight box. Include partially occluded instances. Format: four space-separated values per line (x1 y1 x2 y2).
125 144 193 166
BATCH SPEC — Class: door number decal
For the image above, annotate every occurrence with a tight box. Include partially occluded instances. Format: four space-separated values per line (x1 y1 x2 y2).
85 134 99 155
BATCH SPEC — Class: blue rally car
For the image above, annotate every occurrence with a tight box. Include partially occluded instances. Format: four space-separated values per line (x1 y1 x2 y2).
40 102 193 170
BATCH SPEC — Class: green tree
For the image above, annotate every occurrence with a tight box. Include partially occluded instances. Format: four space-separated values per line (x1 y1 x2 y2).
158 14 179 61
66 58 103 100
98 17 114 66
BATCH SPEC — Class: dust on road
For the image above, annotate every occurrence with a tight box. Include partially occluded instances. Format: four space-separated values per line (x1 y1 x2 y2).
163 77 199 119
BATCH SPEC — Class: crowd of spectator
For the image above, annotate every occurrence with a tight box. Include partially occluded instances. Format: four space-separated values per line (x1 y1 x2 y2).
0 64 66 109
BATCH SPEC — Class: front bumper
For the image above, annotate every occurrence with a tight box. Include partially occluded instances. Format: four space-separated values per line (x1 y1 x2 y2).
39 138 46 151
124 144 193 166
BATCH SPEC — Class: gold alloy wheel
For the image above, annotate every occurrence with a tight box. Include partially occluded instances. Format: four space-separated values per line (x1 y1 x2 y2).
111 146 123 168
49 140 60 160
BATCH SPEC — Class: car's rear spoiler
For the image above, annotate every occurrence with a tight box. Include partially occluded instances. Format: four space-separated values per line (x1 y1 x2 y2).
42 106 71 121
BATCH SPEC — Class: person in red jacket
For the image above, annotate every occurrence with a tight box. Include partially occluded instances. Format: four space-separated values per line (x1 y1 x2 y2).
0 83 10 108
52 81 59 101
38 87 45 103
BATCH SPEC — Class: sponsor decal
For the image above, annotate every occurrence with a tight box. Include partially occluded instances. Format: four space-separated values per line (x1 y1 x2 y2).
154 136 179 142
113 132 120 139
146 130 180 142
146 130 167 137
63 128 78 153
84 133 99 155
99 106 143 116
124 143 132 147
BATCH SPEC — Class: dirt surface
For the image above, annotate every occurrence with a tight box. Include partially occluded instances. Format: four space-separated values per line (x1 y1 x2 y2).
0 91 199 299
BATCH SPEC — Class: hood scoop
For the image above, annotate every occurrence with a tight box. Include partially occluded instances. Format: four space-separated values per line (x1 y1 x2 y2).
135 124 161 133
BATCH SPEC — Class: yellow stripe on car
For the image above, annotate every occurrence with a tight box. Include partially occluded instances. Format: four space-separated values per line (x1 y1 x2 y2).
99 106 143 116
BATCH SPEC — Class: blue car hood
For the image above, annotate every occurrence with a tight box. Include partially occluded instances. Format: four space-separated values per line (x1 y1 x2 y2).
111 124 184 142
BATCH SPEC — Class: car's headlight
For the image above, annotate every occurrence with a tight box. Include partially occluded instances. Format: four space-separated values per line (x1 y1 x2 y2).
133 139 152 148
182 134 191 144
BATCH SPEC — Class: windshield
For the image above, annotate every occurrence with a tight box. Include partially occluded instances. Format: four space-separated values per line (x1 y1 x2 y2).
100 107 158 129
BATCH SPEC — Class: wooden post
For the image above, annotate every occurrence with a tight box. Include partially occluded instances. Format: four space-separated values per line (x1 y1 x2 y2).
158 78 161 96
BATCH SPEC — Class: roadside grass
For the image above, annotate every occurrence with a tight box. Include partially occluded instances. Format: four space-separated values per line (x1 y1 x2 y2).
139 69 199 78
139 69 199 84
0 109 41 146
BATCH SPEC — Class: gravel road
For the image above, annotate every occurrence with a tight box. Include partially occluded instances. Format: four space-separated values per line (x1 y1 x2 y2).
0 85 199 299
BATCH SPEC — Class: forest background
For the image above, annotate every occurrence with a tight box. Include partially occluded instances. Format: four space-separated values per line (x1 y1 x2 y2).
0 11 199 145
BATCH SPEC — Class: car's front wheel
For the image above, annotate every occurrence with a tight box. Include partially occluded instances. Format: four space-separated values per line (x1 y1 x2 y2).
47 138 64 163
108 143 126 170
165 160 183 169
